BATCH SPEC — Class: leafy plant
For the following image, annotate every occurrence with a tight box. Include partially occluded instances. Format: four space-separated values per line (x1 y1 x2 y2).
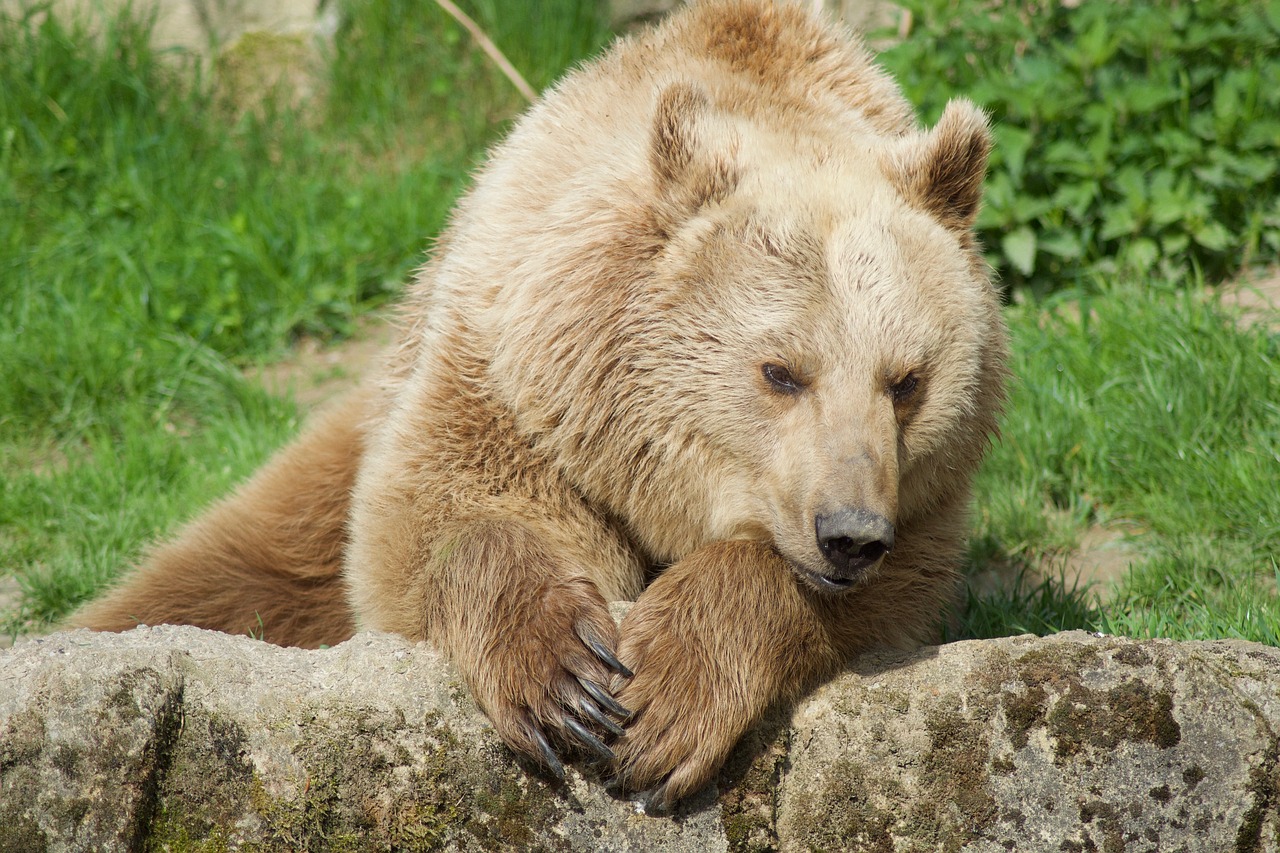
877 0 1280 291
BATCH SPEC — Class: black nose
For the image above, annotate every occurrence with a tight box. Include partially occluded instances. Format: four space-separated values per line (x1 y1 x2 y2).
815 509 895 579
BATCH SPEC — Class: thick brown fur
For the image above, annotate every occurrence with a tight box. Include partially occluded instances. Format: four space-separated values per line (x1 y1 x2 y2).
71 0 1009 807
71 387 370 648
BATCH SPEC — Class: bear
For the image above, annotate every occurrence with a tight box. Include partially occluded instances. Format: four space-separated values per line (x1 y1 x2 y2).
70 0 1008 809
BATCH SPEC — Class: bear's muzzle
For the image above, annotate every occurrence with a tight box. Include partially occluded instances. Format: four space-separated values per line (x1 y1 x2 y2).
812 508 895 589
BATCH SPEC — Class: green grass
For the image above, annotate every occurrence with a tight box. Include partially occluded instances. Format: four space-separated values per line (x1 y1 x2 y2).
958 280 1280 643
2 2 1278 648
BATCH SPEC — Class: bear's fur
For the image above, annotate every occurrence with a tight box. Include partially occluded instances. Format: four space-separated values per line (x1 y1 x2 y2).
71 0 1008 807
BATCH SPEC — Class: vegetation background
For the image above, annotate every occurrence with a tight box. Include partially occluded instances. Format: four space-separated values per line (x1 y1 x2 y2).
1 0 1277 645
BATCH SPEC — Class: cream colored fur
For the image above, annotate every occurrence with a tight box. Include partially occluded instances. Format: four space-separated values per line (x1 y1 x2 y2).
72 0 1008 807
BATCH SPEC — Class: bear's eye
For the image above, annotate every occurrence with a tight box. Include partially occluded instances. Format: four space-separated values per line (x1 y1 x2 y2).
891 372 919 403
762 363 802 394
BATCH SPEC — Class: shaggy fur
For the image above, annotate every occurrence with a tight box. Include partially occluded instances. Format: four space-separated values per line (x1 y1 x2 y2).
72 0 1008 807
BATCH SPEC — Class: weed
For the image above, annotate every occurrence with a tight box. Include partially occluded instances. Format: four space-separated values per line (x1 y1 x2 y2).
877 0 1280 290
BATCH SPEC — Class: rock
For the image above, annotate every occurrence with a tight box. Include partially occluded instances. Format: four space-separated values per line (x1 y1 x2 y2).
2 627 1278 851
2 0 338 106
778 634 1280 852
608 0 683 30
2 0 336 56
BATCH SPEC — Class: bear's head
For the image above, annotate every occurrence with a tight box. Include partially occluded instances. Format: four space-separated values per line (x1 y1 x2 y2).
603 85 1005 591
475 30 1008 595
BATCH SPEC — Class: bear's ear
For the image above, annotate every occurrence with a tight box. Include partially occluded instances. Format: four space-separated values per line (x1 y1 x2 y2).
884 98 992 232
650 82 738 211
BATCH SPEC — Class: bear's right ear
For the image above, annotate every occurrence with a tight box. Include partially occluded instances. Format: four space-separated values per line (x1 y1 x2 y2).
883 98 992 233
649 82 739 211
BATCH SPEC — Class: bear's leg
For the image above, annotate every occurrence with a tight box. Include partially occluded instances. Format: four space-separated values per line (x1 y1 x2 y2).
344 353 648 773
347 506 641 776
444 519 638 773
611 536 957 809
66 386 374 648
609 541 832 807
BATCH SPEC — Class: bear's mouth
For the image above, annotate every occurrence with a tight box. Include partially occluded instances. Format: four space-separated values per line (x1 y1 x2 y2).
788 510 895 594
787 544 891 595
807 571 855 593
791 563 873 595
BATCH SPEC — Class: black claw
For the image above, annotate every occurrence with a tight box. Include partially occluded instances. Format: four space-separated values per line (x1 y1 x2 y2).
575 621 634 677
564 717 616 762
589 638 635 678
579 697 626 737
576 676 633 720
531 727 565 780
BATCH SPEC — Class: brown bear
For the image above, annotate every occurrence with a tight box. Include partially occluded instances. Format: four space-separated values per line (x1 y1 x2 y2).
71 0 1008 809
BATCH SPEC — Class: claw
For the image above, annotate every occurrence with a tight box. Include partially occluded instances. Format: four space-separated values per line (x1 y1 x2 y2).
564 717 616 762
579 697 626 737
604 773 673 815
530 727 565 780
589 638 635 677
575 621 634 678
576 676 633 720
637 786 674 816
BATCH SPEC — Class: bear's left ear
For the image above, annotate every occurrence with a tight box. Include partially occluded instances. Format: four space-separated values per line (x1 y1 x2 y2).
883 99 992 232
649 81 739 213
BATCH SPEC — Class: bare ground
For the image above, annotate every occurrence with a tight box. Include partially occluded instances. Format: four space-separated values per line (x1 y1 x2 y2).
1221 264 1280 331
245 313 396 411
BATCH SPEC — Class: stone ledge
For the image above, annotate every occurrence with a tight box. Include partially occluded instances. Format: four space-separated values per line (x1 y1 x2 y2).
2 626 1277 851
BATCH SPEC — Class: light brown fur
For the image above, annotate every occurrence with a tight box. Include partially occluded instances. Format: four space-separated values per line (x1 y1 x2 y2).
71 0 1008 807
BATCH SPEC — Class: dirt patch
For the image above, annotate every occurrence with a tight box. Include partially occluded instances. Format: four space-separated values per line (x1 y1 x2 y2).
967 521 1141 607
247 314 395 411
1058 524 1141 603
1221 265 1280 331
0 575 28 649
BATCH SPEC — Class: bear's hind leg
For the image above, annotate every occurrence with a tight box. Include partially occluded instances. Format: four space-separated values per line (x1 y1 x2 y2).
67 386 375 648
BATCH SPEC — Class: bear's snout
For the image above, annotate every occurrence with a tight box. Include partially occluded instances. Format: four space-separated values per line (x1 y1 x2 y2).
813 508 895 589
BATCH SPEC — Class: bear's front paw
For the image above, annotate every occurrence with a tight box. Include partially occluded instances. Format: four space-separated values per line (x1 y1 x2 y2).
609 601 760 812
463 577 633 779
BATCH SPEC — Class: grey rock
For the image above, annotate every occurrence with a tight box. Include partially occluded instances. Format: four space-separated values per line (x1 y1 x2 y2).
0 0 336 55
1 0 337 108
777 634 1280 852
1 627 1277 851
0 640 183 851
607 0 682 30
